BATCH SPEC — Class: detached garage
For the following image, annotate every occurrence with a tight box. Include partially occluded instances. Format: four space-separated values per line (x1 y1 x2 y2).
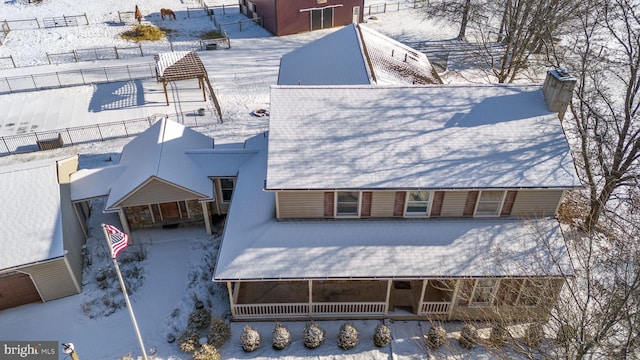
0 156 87 310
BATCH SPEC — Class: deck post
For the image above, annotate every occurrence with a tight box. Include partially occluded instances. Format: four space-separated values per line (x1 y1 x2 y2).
384 280 392 314
308 280 313 316
227 282 236 318
418 279 427 315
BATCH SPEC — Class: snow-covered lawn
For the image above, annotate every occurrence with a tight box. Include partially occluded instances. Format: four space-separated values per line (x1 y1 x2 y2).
0 0 537 359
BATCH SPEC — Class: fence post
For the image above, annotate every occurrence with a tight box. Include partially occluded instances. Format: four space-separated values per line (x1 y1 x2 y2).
80 69 86 85
384 3 387 13
138 43 143 57
46 52 51 65
1 137 10 155
97 124 104 141
56 72 61 88
104 68 109 82
66 128 74 145
10 55 15 68
31 74 37 90
115 46 119 59
73 50 79 62
84 13 89 25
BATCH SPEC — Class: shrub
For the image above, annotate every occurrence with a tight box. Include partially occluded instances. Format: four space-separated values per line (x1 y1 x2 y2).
556 324 576 345
489 323 509 348
241 325 261 352
188 308 211 330
425 325 447 349
192 343 220 360
272 322 291 350
177 326 200 353
458 324 479 349
208 318 231 347
338 322 359 350
524 322 544 348
303 321 325 349
373 323 392 347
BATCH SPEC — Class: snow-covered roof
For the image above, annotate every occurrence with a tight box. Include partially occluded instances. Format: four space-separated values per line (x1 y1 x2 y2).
266 84 581 190
277 24 441 86
0 159 65 271
214 134 573 281
70 165 126 201
105 118 214 210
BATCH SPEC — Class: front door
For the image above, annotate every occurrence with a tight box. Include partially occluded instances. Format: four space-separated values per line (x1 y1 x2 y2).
159 202 180 220
352 6 360 23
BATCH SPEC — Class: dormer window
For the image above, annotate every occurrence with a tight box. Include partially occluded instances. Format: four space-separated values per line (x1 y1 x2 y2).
406 191 431 216
336 191 359 216
475 191 504 216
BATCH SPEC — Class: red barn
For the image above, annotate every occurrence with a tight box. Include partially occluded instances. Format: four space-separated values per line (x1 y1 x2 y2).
239 0 364 36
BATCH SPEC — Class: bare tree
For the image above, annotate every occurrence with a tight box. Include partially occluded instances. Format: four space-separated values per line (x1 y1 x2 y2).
423 0 488 40
480 0 582 83
563 0 640 231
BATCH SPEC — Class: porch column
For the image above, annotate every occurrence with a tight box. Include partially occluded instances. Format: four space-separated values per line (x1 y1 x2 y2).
118 210 131 235
201 202 212 235
227 282 236 318
418 279 427 315
449 280 461 320
384 280 392 314
308 280 313 316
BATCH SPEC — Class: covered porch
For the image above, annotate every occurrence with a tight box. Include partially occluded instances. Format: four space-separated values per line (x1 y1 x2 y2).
226 278 457 320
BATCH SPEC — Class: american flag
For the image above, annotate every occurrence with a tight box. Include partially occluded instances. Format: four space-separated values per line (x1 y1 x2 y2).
102 224 129 259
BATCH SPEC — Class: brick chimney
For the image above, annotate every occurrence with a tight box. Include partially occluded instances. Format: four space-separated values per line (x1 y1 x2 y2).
543 67 576 121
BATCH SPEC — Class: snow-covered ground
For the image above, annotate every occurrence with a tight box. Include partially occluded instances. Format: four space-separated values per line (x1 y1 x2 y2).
0 0 532 359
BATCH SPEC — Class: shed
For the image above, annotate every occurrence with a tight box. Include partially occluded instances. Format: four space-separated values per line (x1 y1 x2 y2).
154 51 222 120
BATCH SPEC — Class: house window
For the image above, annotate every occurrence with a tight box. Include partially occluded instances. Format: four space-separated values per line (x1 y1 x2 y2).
471 279 497 306
517 279 545 306
219 178 235 202
406 191 431 216
336 191 359 216
475 191 504 216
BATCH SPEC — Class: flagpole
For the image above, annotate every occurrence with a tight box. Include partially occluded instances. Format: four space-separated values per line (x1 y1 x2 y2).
102 225 149 360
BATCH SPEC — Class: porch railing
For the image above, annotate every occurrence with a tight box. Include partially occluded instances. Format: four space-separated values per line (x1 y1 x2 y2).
419 301 450 315
232 302 386 319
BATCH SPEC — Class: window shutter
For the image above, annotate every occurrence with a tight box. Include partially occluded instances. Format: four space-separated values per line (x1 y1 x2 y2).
323 192 334 217
500 190 517 216
430 191 444 217
463 191 479 216
393 192 406 216
361 191 372 217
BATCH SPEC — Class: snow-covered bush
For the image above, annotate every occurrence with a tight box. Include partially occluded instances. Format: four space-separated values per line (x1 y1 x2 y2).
489 323 509 348
425 325 447 349
524 322 544 348
458 324 479 349
241 325 261 352
338 322 359 350
188 308 211 329
208 318 231 347
272 322 291 350
178 326 200 353
373 323 392 347
192 343 220 360
303 321 325 349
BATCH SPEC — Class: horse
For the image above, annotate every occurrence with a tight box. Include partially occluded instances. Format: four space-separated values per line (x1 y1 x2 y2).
160 8 176 20
134 5 143 24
